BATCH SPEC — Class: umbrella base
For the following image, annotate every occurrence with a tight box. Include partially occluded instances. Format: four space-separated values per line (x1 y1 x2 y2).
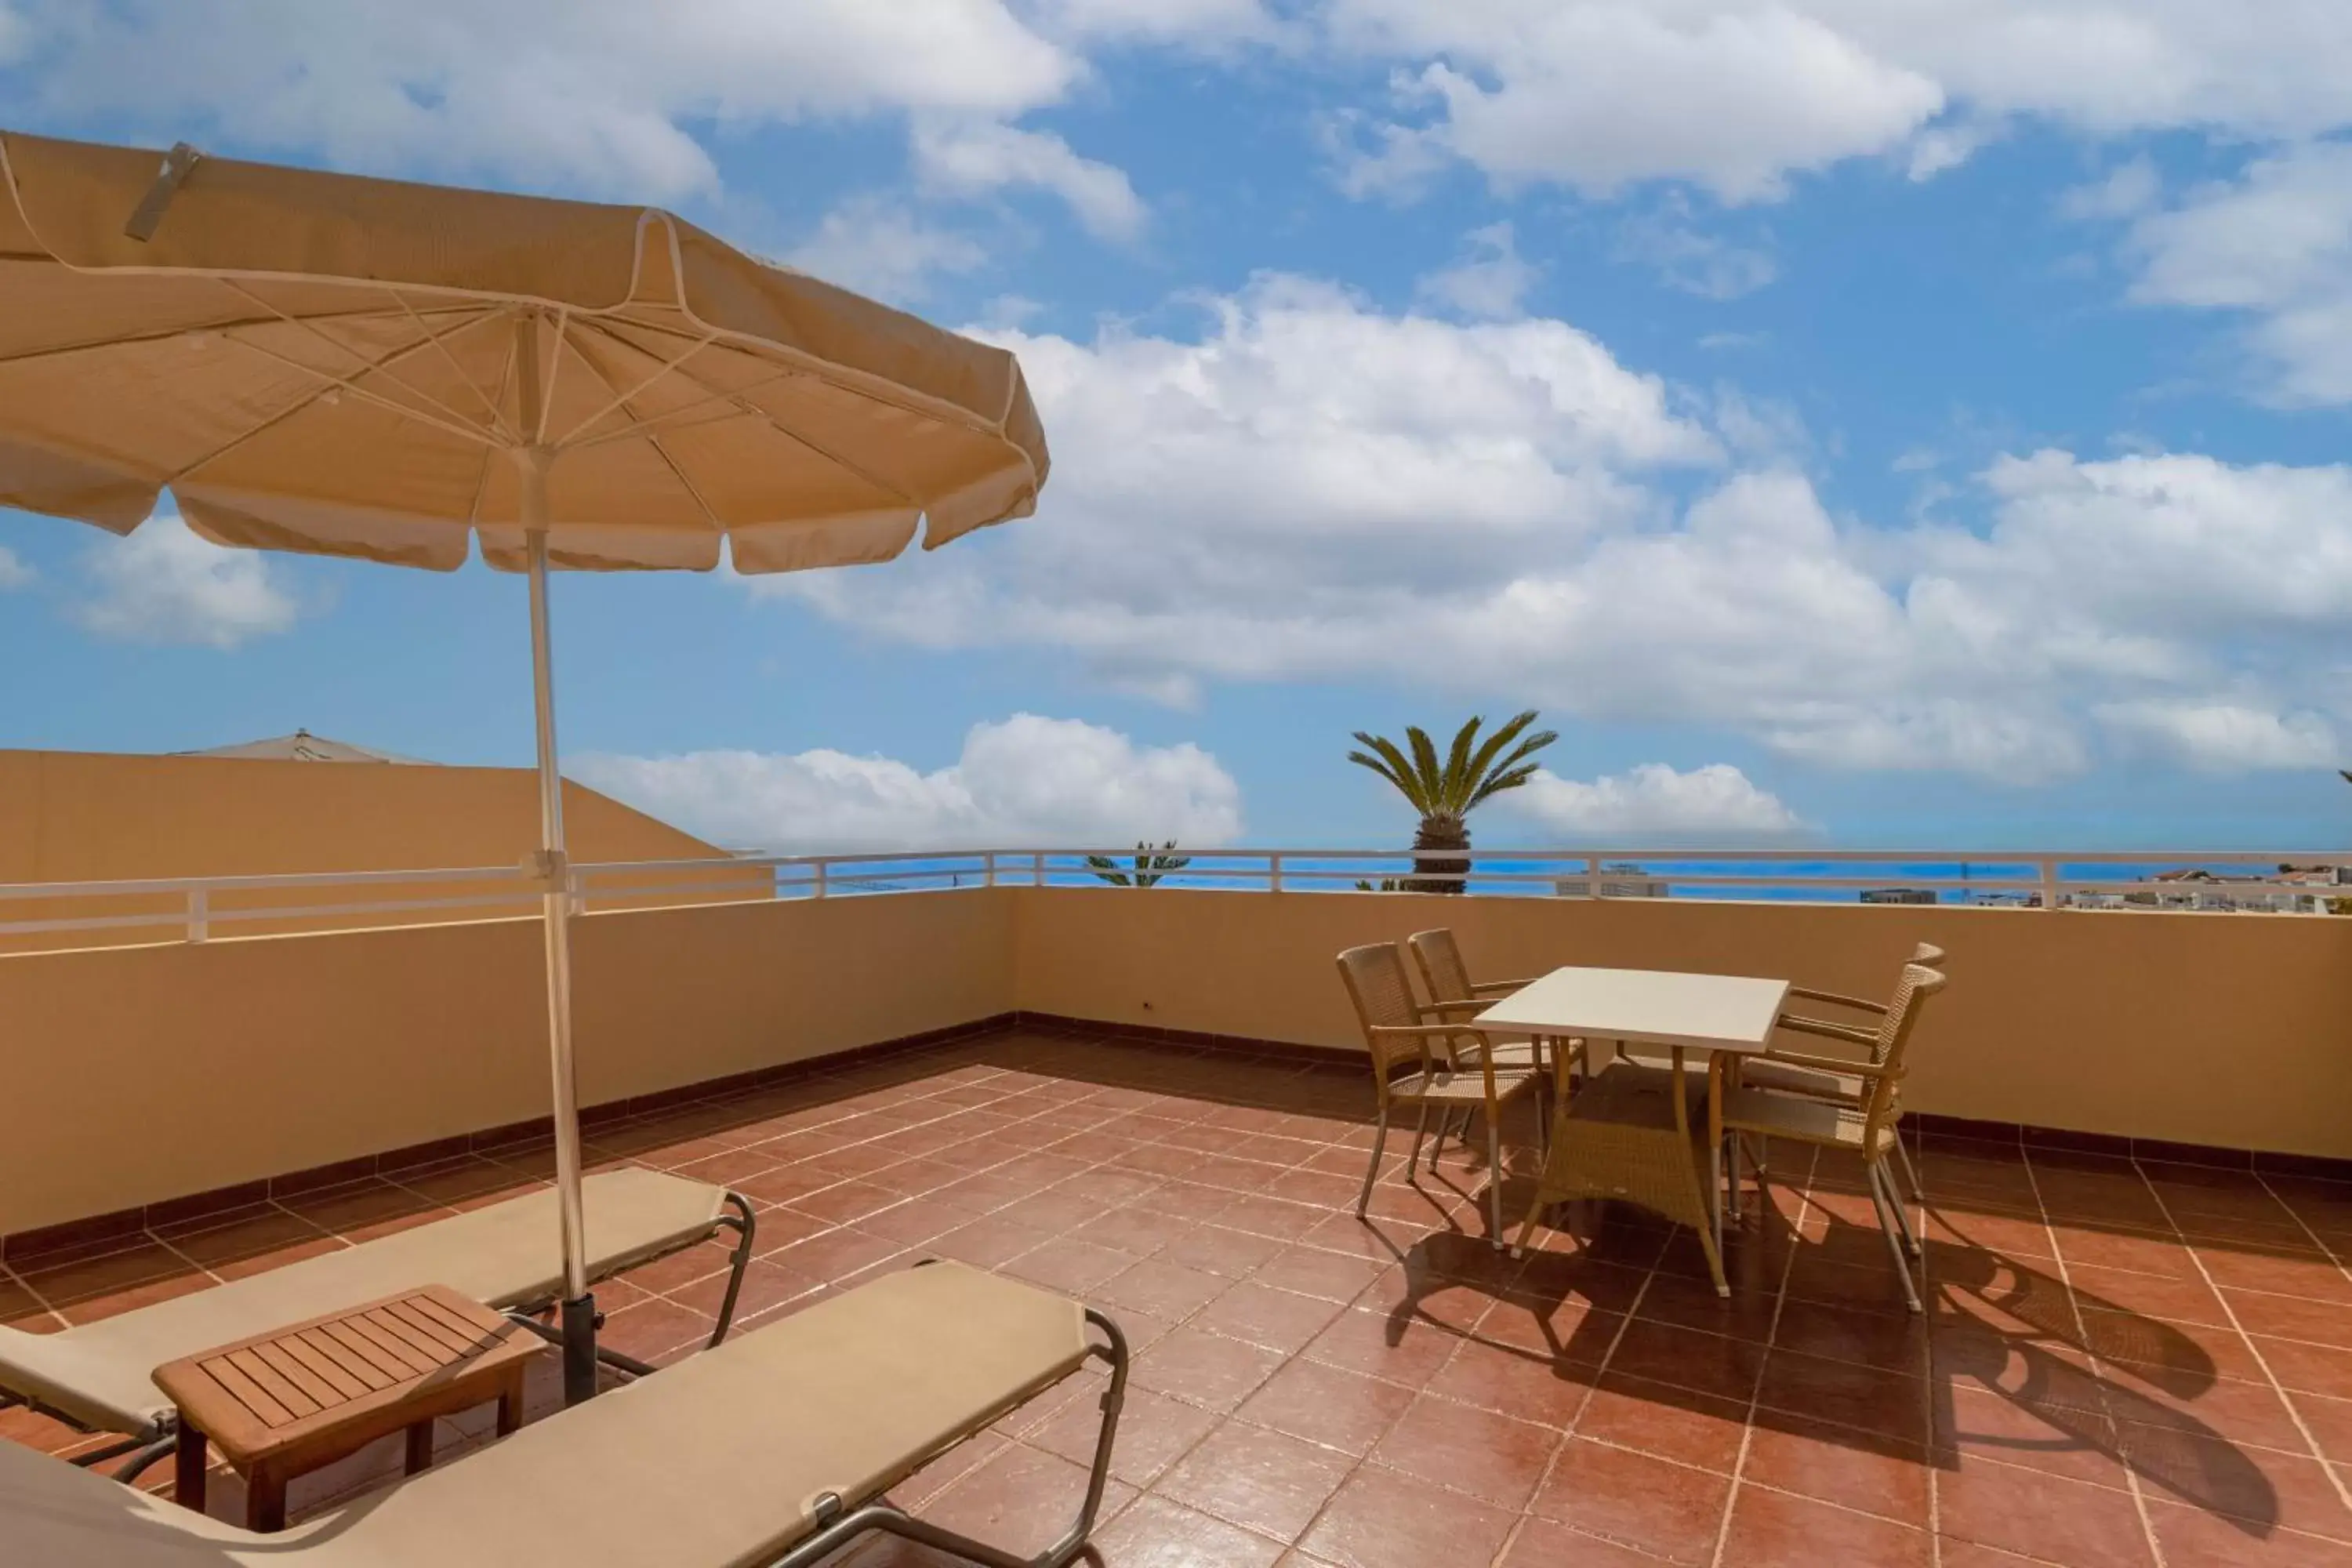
561 1292 600 1406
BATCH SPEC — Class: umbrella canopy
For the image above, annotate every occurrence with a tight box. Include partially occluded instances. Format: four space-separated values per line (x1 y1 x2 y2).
0 129 1051 1403
0 129 1047 570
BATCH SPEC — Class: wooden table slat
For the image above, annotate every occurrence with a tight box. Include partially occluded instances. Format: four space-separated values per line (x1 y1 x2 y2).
196 1355 295 1434
318 1319 409 1387
249 1340 343 1414
227 1347 321 1424
383 1297 485 1360
371 1301 472 1367
341 1312 445 1379
405 1293 505 1353
278 1331 373 1403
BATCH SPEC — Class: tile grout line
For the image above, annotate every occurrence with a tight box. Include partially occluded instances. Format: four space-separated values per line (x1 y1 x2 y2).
2135 1163 2352 1515
1705 1141 1823 1568
2020 1146 2169 1568
1484 1205 1680 1566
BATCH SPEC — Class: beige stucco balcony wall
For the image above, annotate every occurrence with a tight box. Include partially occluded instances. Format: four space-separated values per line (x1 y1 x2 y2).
2 884 2346 1240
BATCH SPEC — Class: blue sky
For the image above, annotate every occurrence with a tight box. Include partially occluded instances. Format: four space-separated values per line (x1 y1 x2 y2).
5 2 2352 853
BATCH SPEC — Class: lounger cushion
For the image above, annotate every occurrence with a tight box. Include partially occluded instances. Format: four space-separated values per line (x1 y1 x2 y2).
0 1168 726 1434
2 1260 1095 1568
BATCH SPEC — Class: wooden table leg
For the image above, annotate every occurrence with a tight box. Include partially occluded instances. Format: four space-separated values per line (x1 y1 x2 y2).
495 1370 524 1438
172 1422 207 1513
405 1418 435 1475
246 1464 287 1534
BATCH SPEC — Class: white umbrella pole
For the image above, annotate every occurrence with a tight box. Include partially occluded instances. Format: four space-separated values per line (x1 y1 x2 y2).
525 518 597 1406
516 310 597 1406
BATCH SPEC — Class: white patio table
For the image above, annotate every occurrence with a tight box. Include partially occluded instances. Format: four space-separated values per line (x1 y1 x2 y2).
1475 967 1790 1290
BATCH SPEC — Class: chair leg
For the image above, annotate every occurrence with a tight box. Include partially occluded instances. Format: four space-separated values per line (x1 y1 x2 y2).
1408 1103 1432 1175
1893 1134 1925 1206
1485 1115 1504 1250
1868 1164 1923 1314
1356 1102 1389 1218
1882 1156 1923 1258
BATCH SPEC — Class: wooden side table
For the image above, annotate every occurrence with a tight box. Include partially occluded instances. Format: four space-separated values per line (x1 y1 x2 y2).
151 1283 544 1532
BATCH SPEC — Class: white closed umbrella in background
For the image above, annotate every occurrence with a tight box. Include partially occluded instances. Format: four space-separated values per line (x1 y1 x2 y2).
0 129 1051 1403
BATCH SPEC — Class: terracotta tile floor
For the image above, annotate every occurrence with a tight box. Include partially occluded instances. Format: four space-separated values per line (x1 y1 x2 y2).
8 1027 2352 1566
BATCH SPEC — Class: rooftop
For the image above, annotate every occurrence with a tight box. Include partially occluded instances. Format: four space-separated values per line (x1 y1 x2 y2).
8 1022 2349 1567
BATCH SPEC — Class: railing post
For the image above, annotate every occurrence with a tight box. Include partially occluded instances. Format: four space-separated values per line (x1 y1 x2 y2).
1269 852 1283 894
2039 858 2061 911
985 851 998 889
187 886 209 942
1032 851 1045 887
813 860 829 901
1586 855 1603 899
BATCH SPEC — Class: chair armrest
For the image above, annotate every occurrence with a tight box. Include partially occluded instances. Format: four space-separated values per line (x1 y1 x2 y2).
1370 1023 1491 1040
1773 1014 1878 1050
1761 1049 1904 1081
1787 985 1887 1015
1416 999 1490 1015
1472 978 1539 995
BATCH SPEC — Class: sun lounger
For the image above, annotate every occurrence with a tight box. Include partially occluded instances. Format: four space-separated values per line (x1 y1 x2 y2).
0 1168 753 1458
0 1258 1126 1568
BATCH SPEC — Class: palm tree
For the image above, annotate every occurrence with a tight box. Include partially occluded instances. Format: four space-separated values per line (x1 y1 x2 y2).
1087 840 1191 887
1348 711 1557 892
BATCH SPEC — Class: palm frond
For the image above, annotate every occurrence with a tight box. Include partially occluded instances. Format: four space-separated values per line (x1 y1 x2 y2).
1467 761 1543 808
1441 717 1482 807
1406 726 1443 804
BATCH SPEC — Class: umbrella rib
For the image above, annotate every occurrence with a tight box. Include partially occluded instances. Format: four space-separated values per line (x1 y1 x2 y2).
216 279 503 444
0 299 477 372
219 328 502 450
558 361 807 452
170 307 506 486
557 322 724 531
550 330 921 510
385 287 517 445
547 325 720 451
465 342 520 528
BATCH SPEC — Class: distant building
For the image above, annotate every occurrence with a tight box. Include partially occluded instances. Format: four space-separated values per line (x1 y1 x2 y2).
1860 887 1938 906
1557 863 1671 899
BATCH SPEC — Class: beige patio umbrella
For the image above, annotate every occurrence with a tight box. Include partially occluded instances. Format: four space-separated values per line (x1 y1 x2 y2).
0 129 1049 1402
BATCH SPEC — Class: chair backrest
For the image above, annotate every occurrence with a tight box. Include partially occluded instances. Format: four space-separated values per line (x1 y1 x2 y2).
1860 963 1945 1139
1336 942 1423 1090
1404 929 1481 1068
1406 928 1472 1004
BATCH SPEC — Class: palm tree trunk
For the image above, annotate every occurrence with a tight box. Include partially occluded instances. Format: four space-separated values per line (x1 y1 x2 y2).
1407 815 1470 894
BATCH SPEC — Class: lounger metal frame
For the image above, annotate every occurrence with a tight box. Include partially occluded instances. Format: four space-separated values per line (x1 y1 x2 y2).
776 1301 1131 1568
0 1189 758 1483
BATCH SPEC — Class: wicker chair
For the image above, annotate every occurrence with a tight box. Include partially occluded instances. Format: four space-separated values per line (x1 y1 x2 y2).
1336 942 1544 1248
1733 942 1944 1203
1512 1055 1728 1295
1715 962 1946 1313
1404 928 1574 1149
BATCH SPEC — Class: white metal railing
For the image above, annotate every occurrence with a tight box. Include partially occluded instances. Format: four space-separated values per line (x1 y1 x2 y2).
3 846 2349 945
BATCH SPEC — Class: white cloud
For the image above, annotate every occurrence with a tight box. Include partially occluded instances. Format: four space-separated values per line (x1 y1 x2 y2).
1327 3 1944 203
754 280 2352 783
1614 198 1778 299
1414 223 1538 320
575 714 1242 852
1323 3 2352 203
1 0 1076 198
74 514 300 648
1503 764 1804 840
785 196 989 305
0 544 31 590
2060 157 2161 222
912 121 1146 241
2094 699 2339 772
2105 142 2352 404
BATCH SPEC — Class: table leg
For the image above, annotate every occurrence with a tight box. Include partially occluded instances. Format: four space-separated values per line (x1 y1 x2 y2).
496 1370 524 1437
246 1464 286 1533
172 1422 207 1514
405 1418 435 1475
